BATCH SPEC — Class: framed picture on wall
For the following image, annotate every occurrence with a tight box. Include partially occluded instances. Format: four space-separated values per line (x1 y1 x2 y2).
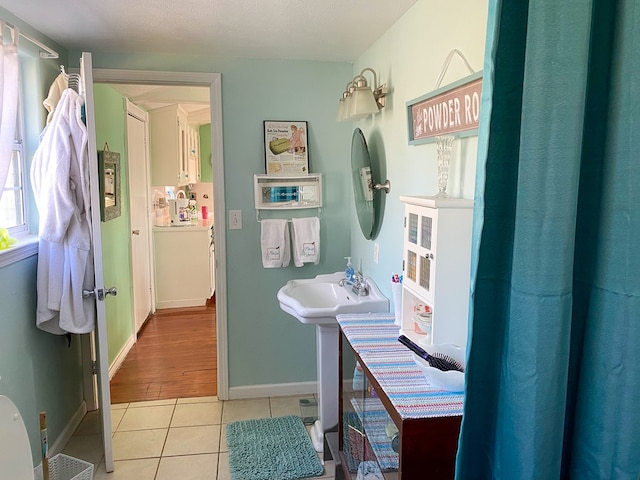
98 149 122 222
263 120 309 175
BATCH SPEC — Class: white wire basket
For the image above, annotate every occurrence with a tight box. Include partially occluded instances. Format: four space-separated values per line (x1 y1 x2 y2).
34 454 94 480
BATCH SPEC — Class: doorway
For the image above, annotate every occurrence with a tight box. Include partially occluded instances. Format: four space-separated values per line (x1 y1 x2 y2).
125 100 152 335
91 69 229 401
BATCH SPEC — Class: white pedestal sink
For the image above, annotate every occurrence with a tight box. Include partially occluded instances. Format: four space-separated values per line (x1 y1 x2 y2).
277 272 389 452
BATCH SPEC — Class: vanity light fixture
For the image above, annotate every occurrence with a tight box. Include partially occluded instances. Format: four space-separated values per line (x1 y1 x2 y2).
336 80 355 122
337 67 388 122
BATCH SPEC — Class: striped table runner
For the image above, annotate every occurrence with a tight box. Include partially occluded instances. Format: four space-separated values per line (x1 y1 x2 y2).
350 397 399 471
337 313 463 419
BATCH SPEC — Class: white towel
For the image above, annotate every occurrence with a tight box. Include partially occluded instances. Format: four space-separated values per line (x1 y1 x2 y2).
260 219 290 268
291 217 320 267
43 73 69 125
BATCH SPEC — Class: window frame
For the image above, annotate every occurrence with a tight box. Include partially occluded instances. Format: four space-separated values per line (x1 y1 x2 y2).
0 43 38 267
0 138 29 236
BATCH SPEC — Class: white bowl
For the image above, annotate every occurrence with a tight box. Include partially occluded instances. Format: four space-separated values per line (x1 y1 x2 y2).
413 343 466 392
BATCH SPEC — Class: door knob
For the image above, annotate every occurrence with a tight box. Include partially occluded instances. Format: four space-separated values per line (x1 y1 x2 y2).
83 287 117 300
132 229 140 235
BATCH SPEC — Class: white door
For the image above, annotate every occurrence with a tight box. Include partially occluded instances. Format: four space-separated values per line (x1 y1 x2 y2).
81 52 114 473
126 101 153 334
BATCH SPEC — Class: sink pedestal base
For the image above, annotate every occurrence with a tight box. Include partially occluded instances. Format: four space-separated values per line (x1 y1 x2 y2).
311 323 339 453
309 420 324 452
276 272 390 453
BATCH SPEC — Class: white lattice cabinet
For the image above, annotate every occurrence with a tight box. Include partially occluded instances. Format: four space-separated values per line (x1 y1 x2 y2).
400 196 473 348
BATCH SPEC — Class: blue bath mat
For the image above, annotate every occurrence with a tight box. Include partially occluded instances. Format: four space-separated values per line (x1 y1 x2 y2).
226 415 324 480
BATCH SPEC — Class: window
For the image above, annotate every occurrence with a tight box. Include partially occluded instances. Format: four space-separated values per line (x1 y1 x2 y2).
0 30 38 266
0 140 27 234
1 22 24 236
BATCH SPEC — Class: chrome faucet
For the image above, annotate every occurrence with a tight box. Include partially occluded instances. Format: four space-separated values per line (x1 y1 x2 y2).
338 271 369 296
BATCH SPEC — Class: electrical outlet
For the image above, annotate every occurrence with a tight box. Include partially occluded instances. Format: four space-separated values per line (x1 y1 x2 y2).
373 242 380 264
229 210 242 230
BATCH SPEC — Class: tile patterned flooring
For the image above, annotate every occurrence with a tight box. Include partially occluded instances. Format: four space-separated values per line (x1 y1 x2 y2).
62 395 336 480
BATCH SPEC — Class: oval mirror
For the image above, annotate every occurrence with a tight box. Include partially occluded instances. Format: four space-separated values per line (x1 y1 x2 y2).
351 128 376 239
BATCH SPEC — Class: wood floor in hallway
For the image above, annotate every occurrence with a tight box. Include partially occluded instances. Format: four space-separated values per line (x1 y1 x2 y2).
109 300 217 404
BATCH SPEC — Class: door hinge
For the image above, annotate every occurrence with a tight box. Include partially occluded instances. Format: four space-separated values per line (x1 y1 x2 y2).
91 361 97 375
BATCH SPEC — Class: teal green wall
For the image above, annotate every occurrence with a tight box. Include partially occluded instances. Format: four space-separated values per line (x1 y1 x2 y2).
93 85 135 365
73 52 354 388
0 7 82 466
348 0 489 308
199 123 213 182
0 258 84 465
1 2 490 437
218 59 352 386
70 0 490 390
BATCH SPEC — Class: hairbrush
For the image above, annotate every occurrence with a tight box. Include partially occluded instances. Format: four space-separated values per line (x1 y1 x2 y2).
398 335 464 372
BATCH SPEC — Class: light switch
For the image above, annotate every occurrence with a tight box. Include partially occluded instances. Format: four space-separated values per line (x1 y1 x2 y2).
229 210 242 230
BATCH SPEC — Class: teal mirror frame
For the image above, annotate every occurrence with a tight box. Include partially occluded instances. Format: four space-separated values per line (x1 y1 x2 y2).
351 129 390 239
351 128 375 239
98 150 122 222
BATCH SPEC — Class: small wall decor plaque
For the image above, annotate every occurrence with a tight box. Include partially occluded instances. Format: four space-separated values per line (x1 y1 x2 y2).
407 72 483 145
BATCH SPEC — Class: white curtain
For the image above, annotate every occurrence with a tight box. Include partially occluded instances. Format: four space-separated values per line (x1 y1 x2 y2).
0 21 19 196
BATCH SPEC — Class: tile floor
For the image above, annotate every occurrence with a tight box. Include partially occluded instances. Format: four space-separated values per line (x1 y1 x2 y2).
62 395 336 480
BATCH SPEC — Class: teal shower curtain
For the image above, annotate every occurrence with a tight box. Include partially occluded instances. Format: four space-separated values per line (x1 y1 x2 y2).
456 0 640 478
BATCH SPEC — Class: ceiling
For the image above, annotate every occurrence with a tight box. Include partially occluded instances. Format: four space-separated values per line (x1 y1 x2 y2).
0 0 418 62
1 0 418 124
108 84 212 125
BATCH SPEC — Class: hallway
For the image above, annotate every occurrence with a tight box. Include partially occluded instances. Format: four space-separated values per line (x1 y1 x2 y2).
110 300 217 404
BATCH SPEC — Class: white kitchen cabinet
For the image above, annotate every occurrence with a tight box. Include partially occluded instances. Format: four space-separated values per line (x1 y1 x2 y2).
186 124 201 184
400 196 473 348
153 227 212 308
149 104 189 186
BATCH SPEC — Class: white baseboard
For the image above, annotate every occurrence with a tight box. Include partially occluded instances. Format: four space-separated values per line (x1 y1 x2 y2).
51 401 87 456
155 298 207 309
228 381 317 400
109 335 135 380
34 401 87 478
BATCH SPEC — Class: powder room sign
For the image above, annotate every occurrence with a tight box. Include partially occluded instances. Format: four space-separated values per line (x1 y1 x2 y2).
407 71 482 145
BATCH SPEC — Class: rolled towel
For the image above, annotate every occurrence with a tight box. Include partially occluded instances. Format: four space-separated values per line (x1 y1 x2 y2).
260 219 290 268
291 217 320 267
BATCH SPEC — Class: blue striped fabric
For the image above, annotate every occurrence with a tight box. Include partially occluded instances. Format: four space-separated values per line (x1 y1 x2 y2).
337 314 463 419
350 397 399 471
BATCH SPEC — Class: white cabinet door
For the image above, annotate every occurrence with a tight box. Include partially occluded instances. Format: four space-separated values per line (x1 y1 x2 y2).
403 203 437 305
186 125 200 184
126 102 153 335
400 196 473 348
153 228 211 308
149 105 188 186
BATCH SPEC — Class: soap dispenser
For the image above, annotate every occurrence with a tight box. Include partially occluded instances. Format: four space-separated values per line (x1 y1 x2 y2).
344 257 355 282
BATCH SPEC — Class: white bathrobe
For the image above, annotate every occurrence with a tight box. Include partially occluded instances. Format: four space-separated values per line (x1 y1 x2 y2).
31 88 96 335
42 72 68 125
